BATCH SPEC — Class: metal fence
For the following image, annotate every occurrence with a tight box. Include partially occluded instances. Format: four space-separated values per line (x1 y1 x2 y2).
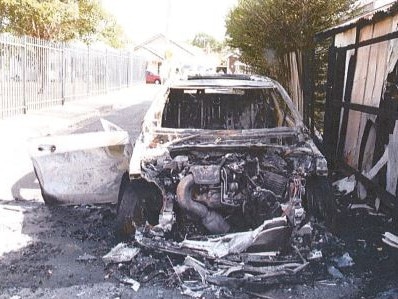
0 34 146 118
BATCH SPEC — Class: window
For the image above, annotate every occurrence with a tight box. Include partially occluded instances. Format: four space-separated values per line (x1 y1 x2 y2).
161 88 295 129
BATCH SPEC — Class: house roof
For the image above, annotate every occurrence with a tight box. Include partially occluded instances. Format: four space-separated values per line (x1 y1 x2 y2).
137 46 164 60
133 33 198 58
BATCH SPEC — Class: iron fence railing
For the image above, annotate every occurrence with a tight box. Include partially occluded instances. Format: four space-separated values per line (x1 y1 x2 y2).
0 34 146 118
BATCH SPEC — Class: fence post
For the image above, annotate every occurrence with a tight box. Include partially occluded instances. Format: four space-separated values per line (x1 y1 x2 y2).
127 51 133 87
105 49 108 93
119 50 122 89
22 36 27 114
87 45 90 96
61 42 65 105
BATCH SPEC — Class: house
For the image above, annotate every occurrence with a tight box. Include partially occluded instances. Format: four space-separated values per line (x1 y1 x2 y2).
222 52 249 74
133 34 204 81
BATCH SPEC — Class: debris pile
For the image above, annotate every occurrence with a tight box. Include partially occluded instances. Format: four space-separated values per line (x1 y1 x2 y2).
332 174 398 250
102 242 140 265
102 215 356 297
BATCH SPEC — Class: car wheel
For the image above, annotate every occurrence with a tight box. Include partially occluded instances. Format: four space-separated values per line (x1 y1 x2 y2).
305 176 338 228
114 175 162 238
154 79 161 85
114 176 144 238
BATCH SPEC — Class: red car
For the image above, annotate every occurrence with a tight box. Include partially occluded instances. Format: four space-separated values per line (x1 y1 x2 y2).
145 71 161 84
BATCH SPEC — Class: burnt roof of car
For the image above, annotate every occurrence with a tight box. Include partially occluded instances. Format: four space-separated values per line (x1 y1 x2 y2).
187 74 255 81
171 74 275 88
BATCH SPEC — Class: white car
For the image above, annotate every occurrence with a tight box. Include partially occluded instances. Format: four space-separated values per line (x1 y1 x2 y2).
30 74 334 243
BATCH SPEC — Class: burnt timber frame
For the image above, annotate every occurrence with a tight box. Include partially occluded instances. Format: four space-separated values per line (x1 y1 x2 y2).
313 20 398 213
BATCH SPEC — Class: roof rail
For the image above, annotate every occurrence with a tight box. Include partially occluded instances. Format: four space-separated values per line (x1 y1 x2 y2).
187 74 253 81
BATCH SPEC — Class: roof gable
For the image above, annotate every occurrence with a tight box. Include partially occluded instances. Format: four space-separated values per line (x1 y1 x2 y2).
133 33 196 56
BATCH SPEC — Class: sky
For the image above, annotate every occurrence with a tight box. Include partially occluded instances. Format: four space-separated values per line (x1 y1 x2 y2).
101 0 238 44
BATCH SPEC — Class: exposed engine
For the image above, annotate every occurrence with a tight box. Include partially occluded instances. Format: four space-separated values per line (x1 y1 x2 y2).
142 147 317 235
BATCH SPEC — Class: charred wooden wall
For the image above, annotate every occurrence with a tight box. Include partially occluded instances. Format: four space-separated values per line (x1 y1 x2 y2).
316 10 398 211
284 50 315 135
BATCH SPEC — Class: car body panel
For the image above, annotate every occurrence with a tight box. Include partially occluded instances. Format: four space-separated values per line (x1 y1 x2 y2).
29 75 328 241
30 131 130 204
129 76 308 179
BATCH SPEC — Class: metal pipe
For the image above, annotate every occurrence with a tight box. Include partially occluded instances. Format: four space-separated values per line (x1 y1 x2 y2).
176 174 230 234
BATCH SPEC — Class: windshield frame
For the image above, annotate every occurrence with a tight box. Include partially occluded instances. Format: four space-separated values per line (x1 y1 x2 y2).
142 78 304 138
160 85 301 130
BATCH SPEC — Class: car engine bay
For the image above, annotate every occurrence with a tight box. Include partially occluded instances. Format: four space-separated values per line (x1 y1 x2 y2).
140 143 325 237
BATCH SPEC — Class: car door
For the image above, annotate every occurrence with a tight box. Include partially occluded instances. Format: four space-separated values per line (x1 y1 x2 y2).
29 120 131 205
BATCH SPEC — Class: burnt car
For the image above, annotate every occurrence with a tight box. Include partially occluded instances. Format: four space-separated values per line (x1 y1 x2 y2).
29 74 333 247
115 74 333 240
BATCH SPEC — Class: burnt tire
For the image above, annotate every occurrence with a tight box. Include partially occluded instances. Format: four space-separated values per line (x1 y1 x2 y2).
306 176 338 228
114 177 143 238
114 175 162 238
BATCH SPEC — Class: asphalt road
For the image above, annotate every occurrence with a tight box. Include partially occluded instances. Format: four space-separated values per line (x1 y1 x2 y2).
74 97 151 137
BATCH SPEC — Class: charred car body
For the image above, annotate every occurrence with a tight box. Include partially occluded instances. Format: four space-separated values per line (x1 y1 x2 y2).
115 75 332 241
30 74 333 248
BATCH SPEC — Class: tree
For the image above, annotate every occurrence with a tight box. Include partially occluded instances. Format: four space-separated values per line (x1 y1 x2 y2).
0 0 124 47
225 0 354 77
191 32 223 53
